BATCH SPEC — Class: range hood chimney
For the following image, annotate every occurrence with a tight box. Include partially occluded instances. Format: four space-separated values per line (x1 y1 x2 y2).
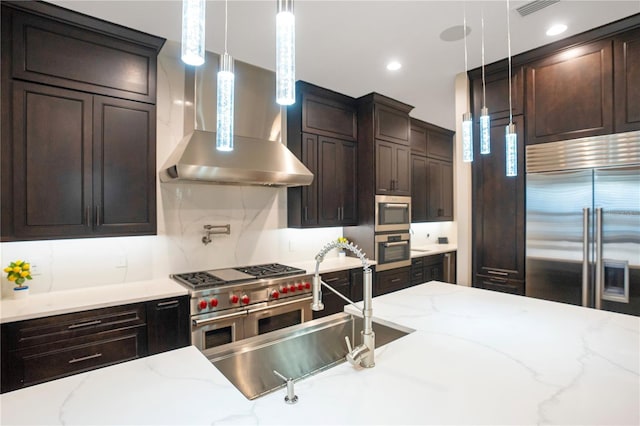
159 51 313 187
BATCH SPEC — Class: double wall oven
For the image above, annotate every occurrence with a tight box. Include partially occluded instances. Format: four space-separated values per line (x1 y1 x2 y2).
172 264 313 357
374 195 412 271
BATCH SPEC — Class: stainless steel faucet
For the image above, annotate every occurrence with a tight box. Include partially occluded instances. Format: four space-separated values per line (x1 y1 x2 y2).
311 241 375 368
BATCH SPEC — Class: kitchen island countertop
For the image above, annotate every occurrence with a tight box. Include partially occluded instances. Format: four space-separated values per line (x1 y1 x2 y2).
1 281 638 425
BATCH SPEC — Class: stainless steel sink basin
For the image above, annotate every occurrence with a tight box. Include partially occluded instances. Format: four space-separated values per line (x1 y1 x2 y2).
207 312 413 400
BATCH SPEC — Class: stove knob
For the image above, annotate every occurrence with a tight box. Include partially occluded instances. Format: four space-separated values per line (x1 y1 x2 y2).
289 284 296 293
198 300 207 310
271 290 280 300
297 283 304 291
209 298 218 308
241 295 250 305
281 286 289 294
230 294 239 304
305 282 311 289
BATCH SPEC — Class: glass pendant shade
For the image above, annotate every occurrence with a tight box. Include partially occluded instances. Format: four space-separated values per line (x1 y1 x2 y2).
462 112 473 163
216 53 235 152
181 0 206 66
276 0 295 105
505 123 518 176
480 107 491 154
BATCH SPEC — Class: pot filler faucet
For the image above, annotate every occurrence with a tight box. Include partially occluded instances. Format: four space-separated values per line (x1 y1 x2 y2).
312 241 375 368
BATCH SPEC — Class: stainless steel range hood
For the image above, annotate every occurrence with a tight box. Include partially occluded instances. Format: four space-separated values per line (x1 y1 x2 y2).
160 51 313 187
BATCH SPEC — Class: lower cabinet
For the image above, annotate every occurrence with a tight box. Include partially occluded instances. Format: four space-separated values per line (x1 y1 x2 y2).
411 254 447 285
313 270 351 319
374 267 411 296
1 296 190 393
476 275 525 296
146 295 190 355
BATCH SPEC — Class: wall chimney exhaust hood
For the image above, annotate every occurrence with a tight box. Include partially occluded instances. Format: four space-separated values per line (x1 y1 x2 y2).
160 51 313 187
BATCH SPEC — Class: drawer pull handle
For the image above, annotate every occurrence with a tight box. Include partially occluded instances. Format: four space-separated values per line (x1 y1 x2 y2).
324 277 341 283
390 278 401 283
68 320 102 330
68 353 103 364
487 270 508 277
156 300 180 308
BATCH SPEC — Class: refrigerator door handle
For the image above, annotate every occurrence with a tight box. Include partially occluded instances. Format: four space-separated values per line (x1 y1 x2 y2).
582 208 590 307
595 207 603 310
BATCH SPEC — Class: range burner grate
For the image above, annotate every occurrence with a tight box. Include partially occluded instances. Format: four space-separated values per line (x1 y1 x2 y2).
234 263 305 278
174 272 225 288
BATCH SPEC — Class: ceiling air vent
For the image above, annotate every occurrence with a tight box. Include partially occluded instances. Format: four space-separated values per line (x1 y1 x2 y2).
516 0 560 17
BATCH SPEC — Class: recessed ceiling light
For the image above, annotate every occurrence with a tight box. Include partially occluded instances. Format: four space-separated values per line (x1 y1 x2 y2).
546 23 567 36
386 61 402 71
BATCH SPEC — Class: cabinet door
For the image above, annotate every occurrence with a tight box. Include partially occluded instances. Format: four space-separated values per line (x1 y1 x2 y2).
427 159 453 221
376 140 395 194
394 144 411 196
301 133 319 226
411 155 428 222
614 28 640 132
426 128 454 162
472 116 525 282
472 67 524 120
146 296 190 355
375 104 410 145
318 136 342 226
526 40 613 144
93 96 156 236
339 140 358 225
374 267 411 296
313 270 350 319
10 82 93 239
410 121 428 155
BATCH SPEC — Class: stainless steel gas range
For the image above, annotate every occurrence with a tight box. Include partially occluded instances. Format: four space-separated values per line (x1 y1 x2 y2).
171 263 313 356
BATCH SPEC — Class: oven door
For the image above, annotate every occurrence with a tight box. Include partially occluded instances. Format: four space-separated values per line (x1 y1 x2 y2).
244 296 313 338
375 233 411 271
375 195 411 232
192 309 247 357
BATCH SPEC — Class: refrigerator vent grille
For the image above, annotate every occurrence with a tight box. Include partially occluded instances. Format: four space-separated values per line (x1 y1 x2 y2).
526 131 640 173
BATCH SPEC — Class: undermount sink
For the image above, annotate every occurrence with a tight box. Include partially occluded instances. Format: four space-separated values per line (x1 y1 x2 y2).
207 312 413 400
411 248 432 253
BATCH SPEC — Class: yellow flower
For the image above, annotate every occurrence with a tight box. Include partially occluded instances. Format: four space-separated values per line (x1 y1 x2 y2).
20 271 30 278
12 266 21 273
22 263 30 271
8 275 16 282
3 267 11 273
15 260 23 266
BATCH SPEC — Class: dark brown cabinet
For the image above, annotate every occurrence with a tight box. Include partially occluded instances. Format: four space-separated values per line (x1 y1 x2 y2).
146 296 190 356
411 254 447 285
614 28 640 132
471 67 524 120
1 296 190 393
313 270 351 319
525 39 614 144
1 2 164 241
472 116 525 288
375 103 411 145
374 266 411 296
410 119 454 222
288 82 358 228
376 139 411 196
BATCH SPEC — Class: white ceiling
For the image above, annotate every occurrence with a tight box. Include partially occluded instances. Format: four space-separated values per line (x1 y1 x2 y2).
50 0 639 130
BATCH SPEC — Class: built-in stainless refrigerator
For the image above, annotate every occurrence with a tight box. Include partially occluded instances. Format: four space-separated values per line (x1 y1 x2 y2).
525 131 640 316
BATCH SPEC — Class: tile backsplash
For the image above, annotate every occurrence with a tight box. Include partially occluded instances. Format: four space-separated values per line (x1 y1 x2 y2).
0 43 454 297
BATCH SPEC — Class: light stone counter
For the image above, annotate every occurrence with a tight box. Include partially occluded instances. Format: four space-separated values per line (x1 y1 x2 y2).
2 281 638 425
0 279 188 323
410 243 457 258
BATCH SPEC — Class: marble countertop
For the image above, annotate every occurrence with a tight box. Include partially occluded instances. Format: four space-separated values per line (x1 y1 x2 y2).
2 281 638 425
410 243 457 258
0 279 189 324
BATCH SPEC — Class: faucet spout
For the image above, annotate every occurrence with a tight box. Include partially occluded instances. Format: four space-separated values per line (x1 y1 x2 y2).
312 240 375 368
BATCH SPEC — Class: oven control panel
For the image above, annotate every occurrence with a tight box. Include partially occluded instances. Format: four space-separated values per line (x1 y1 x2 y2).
191 276 313 314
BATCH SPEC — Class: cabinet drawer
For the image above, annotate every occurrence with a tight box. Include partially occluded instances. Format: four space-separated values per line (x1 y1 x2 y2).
21 328 144 387
477 275 524 296
3 303 146 349
10 9 159 103
375 267 411 296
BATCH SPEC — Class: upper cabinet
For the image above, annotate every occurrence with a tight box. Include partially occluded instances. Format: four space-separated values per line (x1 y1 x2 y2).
357 93 414 197
287 81 358 228
410 118 454 222
525 39 614 144
1 2 165 241
614 28 640 132
471 66 524 121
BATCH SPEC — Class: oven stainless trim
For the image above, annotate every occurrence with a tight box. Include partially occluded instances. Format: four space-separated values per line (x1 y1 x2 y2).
244 296 313 337
375 232 411 272
374 195 411 233
192 309 246 355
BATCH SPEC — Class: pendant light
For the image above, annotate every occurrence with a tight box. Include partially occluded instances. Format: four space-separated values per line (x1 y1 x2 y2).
276 0 295 105
216 0 234 152
181 0 206 66
461 2 473 163
505 0 518 176
479 7 491 155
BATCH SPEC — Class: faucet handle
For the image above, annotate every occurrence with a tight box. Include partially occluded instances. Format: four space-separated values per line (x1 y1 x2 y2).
344 335 353 353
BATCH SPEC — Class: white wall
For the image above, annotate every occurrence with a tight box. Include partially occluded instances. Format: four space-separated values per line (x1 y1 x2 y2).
0 45 455 297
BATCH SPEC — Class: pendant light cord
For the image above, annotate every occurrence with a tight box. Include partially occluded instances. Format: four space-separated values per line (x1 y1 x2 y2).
224 0 229 54
481 7 486 109
463 2 468 73
507 0 513 124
